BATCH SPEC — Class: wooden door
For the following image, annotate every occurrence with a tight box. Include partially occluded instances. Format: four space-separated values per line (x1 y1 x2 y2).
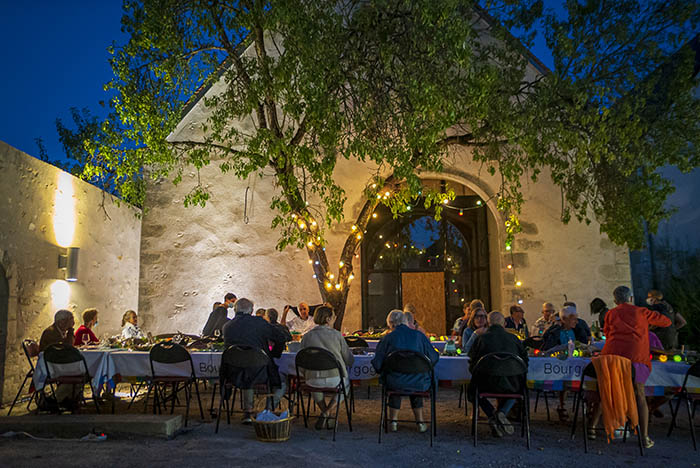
401 271 445 334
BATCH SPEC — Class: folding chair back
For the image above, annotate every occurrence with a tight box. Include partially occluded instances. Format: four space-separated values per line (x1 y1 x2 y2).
221 344 270 369
296 347 343 373
7 339 40 415
472 352 528 378
382 350 434 375
42 343 99 414
23 339 40 371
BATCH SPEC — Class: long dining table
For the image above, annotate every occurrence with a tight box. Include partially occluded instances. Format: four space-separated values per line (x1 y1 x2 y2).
33 348 699 398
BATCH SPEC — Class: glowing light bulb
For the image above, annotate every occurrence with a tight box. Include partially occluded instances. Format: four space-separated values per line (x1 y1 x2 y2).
325 282 332 289
459 210 463 216
311 221 317 226
376 194 381 199
505 245 512 251
349 274 355 280
329 273 335 279
379 234 383 239
307 241 314 247
351 225 357 231
315 261 319 265
515 280 522 287
372 213 377 218
371 183 377 189
517 299 524 304
299 222 306 229
406 206 411 210
476 200 482 206
384 191 390 197
356 233 362 240
507 264 513 270
339 261 344 267
291 214 297 219
308 259 313 264
335 283 341 290
658 354 668 362
312 274 317 278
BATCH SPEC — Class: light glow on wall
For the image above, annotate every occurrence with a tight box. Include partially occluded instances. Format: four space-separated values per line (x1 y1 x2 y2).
53 172 76 248
50 280 70 309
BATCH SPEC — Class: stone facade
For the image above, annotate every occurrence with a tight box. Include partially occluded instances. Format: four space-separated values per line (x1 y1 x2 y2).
0 141 141 404
138 141 631 336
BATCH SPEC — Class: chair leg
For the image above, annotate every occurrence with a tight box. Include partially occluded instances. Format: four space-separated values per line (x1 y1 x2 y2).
473 389 479 447
143 383 153 413
570 391 580 440
90 383 101 414
636 424 644 456
209 382 218 413
225 395 231 425
193 380 204 419
525 392 531 449
333 393 340 442
534 389 539 413
299 388 308 428
343 387 353 432
7 374 30 416
582 395 589 453
686 393 697 451
623 421 629 443
215 387 225 433
430 388 435 447
184 384 191 427
668 395 682 436
170 383 177 414
378 386 385 444
544 391 551 421
459 385 463 409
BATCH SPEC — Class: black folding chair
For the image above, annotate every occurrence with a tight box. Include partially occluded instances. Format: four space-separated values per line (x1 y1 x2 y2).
7 339 39 415
295 347 352 442
470 352 530 449
667 361 700 450
215 345 272 433
43 343 100 414
378 350 437 447
144 342 204 426
569 359 644 456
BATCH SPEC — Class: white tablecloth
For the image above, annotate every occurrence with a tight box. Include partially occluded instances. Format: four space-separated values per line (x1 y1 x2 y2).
33 349 698 396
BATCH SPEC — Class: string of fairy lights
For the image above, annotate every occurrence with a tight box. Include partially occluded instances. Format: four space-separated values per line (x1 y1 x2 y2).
295 186 523 304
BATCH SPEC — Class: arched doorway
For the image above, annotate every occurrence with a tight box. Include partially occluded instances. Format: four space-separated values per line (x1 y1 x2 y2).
0 263 8 403
361 192 491 334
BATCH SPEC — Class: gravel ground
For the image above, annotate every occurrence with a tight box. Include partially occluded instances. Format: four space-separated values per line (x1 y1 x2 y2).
0 385 697 468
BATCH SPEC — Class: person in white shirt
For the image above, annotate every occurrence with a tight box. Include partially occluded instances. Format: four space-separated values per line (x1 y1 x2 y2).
121 310 145 339
282 302 315 334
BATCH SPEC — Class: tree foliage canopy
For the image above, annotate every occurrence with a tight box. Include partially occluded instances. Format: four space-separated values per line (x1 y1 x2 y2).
64 0 700 322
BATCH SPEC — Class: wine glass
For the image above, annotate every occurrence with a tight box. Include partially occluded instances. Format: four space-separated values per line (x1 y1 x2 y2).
82 334 90 347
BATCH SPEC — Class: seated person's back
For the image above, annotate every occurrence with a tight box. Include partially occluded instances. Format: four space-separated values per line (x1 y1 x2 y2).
40 309 75 352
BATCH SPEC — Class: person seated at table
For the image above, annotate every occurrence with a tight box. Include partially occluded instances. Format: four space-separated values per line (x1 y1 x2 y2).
533 302 557 336
451 303 470 340
300 306 354 430
456 299 485 344
563 301 592 342
403 304 428 335
468 311 528 438
541 305 584 421
121 310 145 340
646 289 685 350
73 308 99 346
255 308 267 318
588 285 671 448
40 309 75 352
590 297 608 329
372 310 439 433
461 308 488 353
281 302 315 334
202 304 229 338
504 304 529 338
223 298 289 423
264 308 292 358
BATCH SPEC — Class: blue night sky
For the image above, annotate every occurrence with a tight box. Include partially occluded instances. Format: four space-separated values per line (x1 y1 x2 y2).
0 1 697 249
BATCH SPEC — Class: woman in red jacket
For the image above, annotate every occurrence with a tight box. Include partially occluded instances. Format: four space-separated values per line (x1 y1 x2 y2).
73 308 99 346
591 286 671 448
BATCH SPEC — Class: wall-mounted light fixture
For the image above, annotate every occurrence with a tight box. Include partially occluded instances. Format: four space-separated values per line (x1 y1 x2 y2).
58 247 79 282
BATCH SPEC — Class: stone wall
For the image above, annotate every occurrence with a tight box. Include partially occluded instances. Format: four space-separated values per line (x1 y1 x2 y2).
0 141 141 404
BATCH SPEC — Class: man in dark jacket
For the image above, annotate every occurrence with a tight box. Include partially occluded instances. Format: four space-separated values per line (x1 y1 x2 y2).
468 311 528 438
202 304 229 337
222 298 288 423
372 310 439 433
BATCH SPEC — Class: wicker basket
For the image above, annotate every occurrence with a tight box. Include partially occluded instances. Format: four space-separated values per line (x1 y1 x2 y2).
252 416 294 442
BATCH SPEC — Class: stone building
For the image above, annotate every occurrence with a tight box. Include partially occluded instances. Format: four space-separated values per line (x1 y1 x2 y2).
0 141 141 405
137 40 632 337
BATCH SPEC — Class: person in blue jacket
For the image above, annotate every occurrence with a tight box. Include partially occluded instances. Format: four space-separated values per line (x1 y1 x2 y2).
372 309 439 433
